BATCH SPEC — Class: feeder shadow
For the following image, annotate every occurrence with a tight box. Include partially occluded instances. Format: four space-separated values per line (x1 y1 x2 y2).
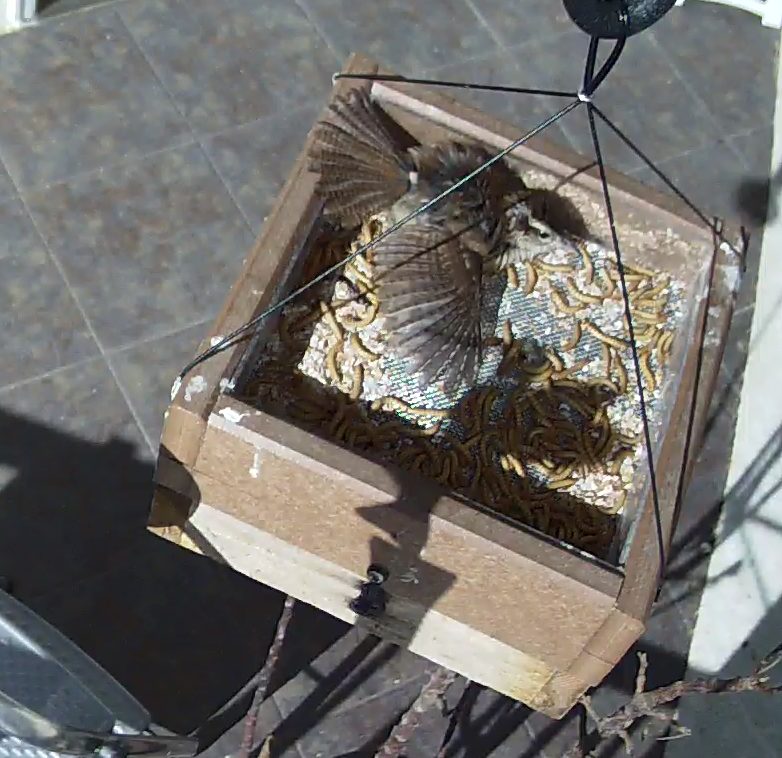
735 161 780 228
0 408 349 748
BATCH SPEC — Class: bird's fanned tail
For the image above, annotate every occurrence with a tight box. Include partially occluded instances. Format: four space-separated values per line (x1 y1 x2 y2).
373 222 482 389
310 89 414 227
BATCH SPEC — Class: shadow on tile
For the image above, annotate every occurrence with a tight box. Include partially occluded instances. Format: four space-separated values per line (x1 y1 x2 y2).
0 366 351 743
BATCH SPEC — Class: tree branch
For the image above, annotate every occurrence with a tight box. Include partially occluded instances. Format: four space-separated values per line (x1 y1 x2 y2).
564 643 782 758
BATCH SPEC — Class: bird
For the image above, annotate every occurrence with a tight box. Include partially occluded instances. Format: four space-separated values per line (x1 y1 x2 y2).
308 88 560 390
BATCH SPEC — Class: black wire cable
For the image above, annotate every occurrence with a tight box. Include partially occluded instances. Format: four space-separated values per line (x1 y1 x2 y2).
332 72 577 99
175 99 582 383
587 101 666 581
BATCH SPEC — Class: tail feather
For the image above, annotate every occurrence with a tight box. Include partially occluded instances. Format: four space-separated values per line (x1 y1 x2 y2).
310 90 413 226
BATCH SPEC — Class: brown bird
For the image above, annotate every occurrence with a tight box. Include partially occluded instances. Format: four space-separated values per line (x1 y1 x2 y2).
309 88 555 390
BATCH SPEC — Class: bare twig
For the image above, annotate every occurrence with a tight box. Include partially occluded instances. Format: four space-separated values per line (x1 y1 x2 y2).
564 643 782 758
375 666 458 757
239 595 296 758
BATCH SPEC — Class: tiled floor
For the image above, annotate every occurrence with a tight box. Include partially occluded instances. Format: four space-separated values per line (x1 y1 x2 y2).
0 1 778 756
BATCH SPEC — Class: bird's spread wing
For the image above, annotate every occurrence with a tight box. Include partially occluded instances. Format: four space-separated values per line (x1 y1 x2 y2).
373 222 482 390
310 90 413 227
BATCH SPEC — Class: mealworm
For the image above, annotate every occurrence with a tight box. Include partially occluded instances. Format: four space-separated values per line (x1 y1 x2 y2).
523 261 539 294
537 260 575 273
610 448 635 475
371 396 449 418
566 277 603 305
498 341 523 376
351 332 380 362
625 263 656 278
583 320 629 350
578 243 595 284
660 331 674 358
350 363 364 401
600 489 628 515
601 342 612 376
608 269 646 283
484 335 504 348
553 358 591 380
408 420 443 437
633 309 668 325
506 453 526 478
480 389 498 427
320 301 343 341
642 277 670 298
345 261 374 292
334 418 349 441
326 340 344 385
640 349 657 391
612 349 628 393
597 271 616 298
437 455 452 486
550 460 577 482
502 319 514 347
507 265 520 289
561 320 582 351
588 376 621 395
521 361 554 383
547 478 577 490
341 293 379 330
551 288 585 315
545 348 564 373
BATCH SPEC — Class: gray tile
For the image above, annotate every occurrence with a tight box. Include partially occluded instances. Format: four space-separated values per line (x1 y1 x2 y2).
26 143 254 350
730 126 776 231
0 197 98 387
25 534 295 737
0 358 151 599
567 34 726 173
437 684 542 757
276 675 425 757
0 159 16 201
627 137 758 230
651 3 779 137
420 46 578 154
273 628 428 723
119 0 336 134
109 320 210 446
0 10 189 188
38 0 121 17
299 0 497 73
203 106 319 233
469 0 575 48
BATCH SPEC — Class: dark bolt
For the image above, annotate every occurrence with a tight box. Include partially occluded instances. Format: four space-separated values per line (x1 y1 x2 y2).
349 565 389 618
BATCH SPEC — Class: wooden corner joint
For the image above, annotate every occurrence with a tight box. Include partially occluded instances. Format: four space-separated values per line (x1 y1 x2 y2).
530 608 645 717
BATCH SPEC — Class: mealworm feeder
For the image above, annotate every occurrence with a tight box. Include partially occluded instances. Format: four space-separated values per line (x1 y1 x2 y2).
148 54 742 717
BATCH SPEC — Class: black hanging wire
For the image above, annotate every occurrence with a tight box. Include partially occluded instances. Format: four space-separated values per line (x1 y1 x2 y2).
591 104 748 267
175 98 581 382
332 72 577 99
586 101 667 581
173 27 735 592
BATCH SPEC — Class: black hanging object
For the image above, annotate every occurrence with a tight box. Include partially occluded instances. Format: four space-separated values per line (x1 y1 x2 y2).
563 0 676 39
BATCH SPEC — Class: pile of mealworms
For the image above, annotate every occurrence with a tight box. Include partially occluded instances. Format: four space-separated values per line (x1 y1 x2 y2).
243 208 688 560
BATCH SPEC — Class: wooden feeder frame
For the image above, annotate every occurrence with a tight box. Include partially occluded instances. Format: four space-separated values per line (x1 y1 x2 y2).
148 53 741 718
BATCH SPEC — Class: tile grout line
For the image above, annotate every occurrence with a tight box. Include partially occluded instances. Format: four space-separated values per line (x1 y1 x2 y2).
0 355 101 396
462 0 506 50
105 315 215 357
14 136 197 200
293 0 343 67
114 9 259 237
17 193 156 456
646 31 751 171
